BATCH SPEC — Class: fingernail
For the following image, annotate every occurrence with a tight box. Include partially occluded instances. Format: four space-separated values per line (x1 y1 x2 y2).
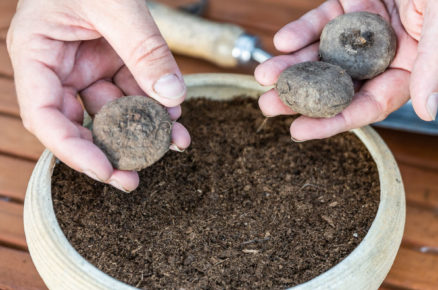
427 93 438 121
108 179 131 193
154 74 186 100
83 170 105 182
291 136 305 143
170 144 185 152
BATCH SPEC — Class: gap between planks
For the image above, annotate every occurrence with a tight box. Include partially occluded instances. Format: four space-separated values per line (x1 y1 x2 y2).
0 154 35 203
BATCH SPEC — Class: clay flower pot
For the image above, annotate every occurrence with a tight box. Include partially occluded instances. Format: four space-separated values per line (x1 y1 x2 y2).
24 73 405 290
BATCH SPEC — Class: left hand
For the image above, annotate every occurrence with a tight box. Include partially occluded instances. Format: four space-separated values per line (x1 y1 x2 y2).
7 0 191 192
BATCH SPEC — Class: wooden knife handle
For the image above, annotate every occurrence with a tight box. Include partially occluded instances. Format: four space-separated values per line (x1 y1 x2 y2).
148 1 244 67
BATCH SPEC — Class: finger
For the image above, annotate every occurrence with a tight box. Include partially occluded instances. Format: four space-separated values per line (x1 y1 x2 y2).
82 78 181 121
62 87 84 124
80 79 124 116
170 122 191 152
396 0 425 40
113 65 144 96
74 124 93 142
410 0 438 121
258 89 296 117
167 106 182 121
113 65 182 121
339 0 389 19
86 1 186 107
290 68 410 140
31 107 114 182
64 38 123 90
108 170 139 192
273 0 343 53
255 43 319 86
386 2 418 72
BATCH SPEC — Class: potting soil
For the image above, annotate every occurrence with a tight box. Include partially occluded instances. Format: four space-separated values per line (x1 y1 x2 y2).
53 97 380 289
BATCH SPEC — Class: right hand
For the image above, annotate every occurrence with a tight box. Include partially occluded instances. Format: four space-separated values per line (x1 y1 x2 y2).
255 0 437 142
7 0 191 192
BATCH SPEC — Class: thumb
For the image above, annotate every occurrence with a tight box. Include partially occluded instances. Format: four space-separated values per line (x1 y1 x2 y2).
410 0 438 121
85 0 185 107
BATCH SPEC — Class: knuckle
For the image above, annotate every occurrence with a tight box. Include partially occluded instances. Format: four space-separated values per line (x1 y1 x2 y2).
129 34 171 66
339 110 353 130
370 94 391 122
21 115 34 133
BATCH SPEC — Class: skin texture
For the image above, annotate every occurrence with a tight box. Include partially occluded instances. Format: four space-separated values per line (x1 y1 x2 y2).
276 62 354 118
93 96 172 171
255 0 438 142
320 12 397 79
7 0 191 192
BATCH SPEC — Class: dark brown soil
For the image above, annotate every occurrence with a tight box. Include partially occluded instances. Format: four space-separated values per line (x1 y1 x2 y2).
53 97 380 289
92 95 172 171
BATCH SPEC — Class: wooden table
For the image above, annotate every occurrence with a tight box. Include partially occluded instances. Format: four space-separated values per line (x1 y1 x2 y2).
0 0 437 289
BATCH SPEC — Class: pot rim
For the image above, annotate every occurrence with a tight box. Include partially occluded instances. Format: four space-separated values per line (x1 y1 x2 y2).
24 73 405 290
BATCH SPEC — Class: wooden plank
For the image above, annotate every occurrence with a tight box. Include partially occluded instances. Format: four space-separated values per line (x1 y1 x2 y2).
0 200 26 250
376 128 438 171
159 0 324 34
0 246 47 290
400 163 438 209
0 115 44 160
0 41 13 77
0 0 17 36
384 247 438 289
0 77 19 116
404 205 438 250
0 27 8 41
0 155 35 202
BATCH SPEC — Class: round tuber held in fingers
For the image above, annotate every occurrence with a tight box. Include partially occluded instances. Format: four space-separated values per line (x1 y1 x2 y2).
276 61 354 118
319 12 397 80
92 96 172 171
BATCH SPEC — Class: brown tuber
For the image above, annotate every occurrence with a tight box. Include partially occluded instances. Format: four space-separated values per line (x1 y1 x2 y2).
92 96 172 171
276 61 354 118
319 12 397 80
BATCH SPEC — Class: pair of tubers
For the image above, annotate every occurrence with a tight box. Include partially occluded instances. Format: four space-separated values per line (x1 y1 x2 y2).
276 12 396 118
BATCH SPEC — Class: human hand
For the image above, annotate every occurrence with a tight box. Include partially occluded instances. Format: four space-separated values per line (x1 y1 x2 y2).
7 0 191 192
255 0 436 141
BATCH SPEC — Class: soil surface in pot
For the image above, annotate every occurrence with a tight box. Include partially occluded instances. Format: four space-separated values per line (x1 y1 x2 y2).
52 97 380 289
